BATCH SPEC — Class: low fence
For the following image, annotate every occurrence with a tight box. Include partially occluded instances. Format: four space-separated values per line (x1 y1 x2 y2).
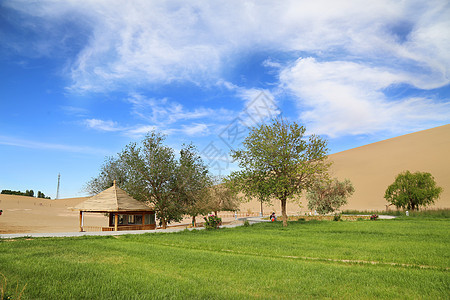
82 225 156 232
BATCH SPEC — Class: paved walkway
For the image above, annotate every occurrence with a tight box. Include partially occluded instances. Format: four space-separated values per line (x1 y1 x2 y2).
0 215 396 239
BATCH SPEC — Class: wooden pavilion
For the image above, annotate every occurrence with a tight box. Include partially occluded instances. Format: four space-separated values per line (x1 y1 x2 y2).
73 181 156 232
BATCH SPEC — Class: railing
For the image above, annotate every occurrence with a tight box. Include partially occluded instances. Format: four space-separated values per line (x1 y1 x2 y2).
82 225 156 232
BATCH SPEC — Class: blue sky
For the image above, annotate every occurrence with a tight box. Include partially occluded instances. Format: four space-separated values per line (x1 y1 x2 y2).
1 0 449 198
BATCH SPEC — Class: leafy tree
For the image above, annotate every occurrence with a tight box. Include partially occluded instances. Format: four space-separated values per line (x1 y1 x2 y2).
228 118 330 226
384 171 443 210
177 144 213 227
307 178 354 215
85 132 216 229
119 132 186 229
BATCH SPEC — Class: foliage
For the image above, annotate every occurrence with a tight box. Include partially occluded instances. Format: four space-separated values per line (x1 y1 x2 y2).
228 118 330 226
85 132 214 229
203 214 222 229
307 178 354 215
342 208 450 218
370 214 379 220
243 220 250 227
176 144 213 227
1 189 49 199
37 191 50 199
384 171 443 210
333 214 342 221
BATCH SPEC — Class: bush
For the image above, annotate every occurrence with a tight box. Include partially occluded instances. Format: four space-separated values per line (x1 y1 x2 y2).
370 214 379 220
204 214 222 230
243 220 250 227
333 214 342 221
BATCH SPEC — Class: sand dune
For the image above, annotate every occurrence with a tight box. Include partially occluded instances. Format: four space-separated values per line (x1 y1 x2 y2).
1 125 448 233
240 124 450 214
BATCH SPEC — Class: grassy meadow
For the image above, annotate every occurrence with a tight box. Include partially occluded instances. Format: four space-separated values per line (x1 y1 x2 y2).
1 217 449 299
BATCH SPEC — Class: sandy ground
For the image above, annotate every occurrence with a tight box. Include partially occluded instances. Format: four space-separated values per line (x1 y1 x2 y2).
1 124 449 234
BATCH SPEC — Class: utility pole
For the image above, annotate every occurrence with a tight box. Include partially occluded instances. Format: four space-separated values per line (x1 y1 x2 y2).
56 173 60 199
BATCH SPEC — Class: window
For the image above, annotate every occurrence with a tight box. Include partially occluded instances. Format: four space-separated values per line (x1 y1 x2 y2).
145 213 156 225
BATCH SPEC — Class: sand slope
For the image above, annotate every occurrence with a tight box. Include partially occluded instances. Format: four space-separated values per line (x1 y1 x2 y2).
240 124 450 214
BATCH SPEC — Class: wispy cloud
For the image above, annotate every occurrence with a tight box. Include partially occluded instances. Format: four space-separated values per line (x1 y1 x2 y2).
6 1 447 92
0 135 110 155
279 57 450 137
84 119 122 132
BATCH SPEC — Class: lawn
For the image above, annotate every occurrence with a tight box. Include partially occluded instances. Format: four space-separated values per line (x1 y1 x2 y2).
1 218 449 299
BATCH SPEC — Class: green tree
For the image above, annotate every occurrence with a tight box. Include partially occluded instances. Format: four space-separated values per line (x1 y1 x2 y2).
384 171 443 210
307 178 354 215
119 132 185 229
228 118 330 226
85 132 215 229
177 144 213 227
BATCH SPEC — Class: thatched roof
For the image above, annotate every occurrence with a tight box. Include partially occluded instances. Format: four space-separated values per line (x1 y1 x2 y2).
73 182 153 212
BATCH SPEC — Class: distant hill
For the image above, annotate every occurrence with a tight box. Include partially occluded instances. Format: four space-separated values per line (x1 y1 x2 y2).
240 124 450 214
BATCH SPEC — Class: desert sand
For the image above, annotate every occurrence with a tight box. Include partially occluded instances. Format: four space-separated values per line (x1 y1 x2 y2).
1 124 449 234
240 124 450 214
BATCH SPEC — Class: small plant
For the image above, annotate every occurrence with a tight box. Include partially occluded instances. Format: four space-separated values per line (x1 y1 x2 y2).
333 214 342 221
243 220 250 227
370 214 379 220
204 214 222 230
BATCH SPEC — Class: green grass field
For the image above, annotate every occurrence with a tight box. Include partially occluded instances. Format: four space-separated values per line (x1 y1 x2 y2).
1 218 449 299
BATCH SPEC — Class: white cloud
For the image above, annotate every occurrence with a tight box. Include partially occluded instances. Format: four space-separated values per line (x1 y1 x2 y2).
279 57 450 137
180 123 209 136
84 119 121 132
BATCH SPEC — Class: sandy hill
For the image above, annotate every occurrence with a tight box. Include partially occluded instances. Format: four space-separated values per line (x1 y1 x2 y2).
240 124 450 214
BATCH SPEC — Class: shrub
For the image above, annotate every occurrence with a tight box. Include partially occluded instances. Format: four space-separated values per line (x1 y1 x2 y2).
333 214 342 221
243 220 250 227
370 214 379 220
204 214 222 230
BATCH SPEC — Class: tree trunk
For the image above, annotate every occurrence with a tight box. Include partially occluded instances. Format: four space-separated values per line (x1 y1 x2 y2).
281 198 288 227
192 215 196 227
161 217 167 229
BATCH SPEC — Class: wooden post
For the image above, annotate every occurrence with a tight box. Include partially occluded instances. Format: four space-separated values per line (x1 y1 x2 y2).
79 211 83 232
114 213 118 231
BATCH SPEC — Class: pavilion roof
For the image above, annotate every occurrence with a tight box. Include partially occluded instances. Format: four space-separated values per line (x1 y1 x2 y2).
73 182 153 212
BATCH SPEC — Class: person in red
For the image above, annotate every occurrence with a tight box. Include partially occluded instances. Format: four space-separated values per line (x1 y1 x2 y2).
270 212 277 222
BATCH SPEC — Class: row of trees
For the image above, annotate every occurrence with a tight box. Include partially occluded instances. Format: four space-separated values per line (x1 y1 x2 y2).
1 189 51 199
86 118 443 228
84 132 239 228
